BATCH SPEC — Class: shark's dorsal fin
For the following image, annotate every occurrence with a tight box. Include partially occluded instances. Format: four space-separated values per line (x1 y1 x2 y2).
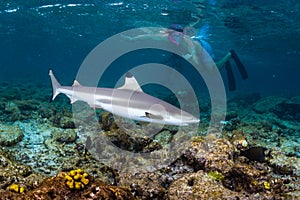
118 72 143 92
72 80 81 87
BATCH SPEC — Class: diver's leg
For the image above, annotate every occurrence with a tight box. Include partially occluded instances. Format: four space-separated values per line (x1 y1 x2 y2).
215 50 248 91
230 50 248 79
215 52 232 70
216 50 248 79
225 60 236 91
215 52 236 90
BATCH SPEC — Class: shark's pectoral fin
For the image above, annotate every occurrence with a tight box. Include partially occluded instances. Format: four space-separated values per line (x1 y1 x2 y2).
145 112 164 120
66 94 78 104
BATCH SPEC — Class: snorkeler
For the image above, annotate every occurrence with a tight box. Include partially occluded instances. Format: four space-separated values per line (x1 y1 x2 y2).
163 0 248 90
122 24 248 91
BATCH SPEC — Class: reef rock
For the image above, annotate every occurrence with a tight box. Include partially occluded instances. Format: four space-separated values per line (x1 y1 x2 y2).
269 150 300 176
119 171 166 200
252 96 286 114
273 96 300 121
51 128 77 143
182 137 235 173
168 170 251 199
0 123 23 146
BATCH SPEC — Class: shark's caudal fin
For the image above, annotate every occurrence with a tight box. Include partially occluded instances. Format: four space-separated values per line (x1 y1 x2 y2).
49 70 62 101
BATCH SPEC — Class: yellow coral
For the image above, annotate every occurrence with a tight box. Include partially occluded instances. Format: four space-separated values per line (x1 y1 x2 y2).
65 169 90 190
69 170 76 176
66 180 74 189
73 174 81 180
75 182 84 190
8 183 25 193
65 175 73 181
264 181 271 190
81 175 89 185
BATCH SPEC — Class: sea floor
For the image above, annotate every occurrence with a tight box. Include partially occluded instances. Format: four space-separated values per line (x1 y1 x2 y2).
0 82 299 199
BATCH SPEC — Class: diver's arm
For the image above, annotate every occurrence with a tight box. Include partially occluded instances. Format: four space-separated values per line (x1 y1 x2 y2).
121 34 159 41
182 36 199 64
121 28 169 42
188 18 201 28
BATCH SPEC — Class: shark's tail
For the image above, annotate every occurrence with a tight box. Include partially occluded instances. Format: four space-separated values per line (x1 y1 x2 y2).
49 70 61 101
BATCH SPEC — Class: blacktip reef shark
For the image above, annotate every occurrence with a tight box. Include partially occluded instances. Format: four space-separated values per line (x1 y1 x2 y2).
49 70 199 126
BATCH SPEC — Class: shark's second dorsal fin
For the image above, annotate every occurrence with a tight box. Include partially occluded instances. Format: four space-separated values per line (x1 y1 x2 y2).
118 72 143 92
72 80 81 87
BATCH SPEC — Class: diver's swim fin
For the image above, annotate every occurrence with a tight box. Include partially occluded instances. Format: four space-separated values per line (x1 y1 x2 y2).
225 60 236 91
230 50 248 80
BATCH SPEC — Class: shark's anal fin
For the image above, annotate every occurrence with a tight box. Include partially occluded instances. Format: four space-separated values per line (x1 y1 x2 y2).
117 72 143 92
145 112 164 120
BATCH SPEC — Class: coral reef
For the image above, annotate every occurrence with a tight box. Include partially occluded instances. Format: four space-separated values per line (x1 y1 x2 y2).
0 171 134 199
0 148 47 195
0 84 299 199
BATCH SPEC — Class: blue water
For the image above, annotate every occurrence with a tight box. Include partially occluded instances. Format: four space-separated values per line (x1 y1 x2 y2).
0 0 300 95
0 2 300 197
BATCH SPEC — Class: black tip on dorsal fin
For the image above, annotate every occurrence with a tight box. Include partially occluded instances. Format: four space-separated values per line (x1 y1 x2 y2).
126 72 133 78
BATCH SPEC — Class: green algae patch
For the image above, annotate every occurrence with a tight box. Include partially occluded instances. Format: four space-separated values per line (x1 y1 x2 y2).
207 171 225 182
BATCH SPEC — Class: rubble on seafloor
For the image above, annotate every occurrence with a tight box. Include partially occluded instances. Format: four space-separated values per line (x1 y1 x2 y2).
0 85 299 199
